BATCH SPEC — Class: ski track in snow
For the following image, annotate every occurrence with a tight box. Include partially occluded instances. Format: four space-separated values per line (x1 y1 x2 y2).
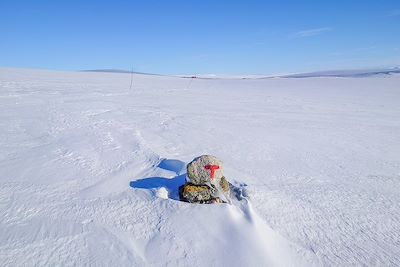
0 68 400 266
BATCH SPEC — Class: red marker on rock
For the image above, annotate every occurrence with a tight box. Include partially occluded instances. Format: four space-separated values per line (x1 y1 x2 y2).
204 164 220 180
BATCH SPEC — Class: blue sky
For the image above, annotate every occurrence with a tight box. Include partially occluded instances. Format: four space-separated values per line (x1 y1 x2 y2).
1 0 400 74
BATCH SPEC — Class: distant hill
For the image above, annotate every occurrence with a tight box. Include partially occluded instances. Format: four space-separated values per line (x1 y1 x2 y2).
82 67 400 79
177 67 400 80
81 69 159 76
280 67 400 78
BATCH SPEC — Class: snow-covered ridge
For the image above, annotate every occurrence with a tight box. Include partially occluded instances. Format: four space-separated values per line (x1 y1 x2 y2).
81 69 161 76
280 67 400 78
0 68 399 266
83 67 400 79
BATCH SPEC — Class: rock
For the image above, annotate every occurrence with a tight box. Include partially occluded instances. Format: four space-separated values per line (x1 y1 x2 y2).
187 155 224 186
181 155 232 204
179 183 222 204
219 176 231 196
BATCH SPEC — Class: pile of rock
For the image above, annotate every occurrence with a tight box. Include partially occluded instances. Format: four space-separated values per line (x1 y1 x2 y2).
179 155 232 204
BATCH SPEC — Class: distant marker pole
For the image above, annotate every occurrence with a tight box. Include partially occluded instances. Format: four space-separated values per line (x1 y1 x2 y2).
129 66 134 90
186 76 194 90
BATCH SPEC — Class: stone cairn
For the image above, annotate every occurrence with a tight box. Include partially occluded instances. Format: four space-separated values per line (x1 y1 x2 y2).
179 155 232 204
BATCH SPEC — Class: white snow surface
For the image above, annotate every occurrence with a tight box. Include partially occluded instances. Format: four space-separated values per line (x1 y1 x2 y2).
1 68 399 266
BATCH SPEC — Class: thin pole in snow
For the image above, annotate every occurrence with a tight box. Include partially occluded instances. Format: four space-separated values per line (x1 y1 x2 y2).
129 66 134 90
186 76 194 90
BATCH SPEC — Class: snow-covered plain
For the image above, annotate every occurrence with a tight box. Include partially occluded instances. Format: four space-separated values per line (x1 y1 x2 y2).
0 68 399 266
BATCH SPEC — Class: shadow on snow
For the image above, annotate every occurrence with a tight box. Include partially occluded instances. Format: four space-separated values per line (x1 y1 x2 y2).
130 158 187 201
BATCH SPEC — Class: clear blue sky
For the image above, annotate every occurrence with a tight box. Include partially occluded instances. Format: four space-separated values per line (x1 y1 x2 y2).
1 0 400 74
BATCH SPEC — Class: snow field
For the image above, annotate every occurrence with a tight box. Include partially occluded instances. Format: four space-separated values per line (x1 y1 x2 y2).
0 68 399 266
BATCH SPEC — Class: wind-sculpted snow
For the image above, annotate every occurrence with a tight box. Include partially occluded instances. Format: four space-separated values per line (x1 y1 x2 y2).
0 68 399 266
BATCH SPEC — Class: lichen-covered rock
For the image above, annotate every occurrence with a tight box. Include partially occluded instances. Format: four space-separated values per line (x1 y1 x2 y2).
187 155 224 186
219 176 231 196
179 183 222 204
182 155 232 204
